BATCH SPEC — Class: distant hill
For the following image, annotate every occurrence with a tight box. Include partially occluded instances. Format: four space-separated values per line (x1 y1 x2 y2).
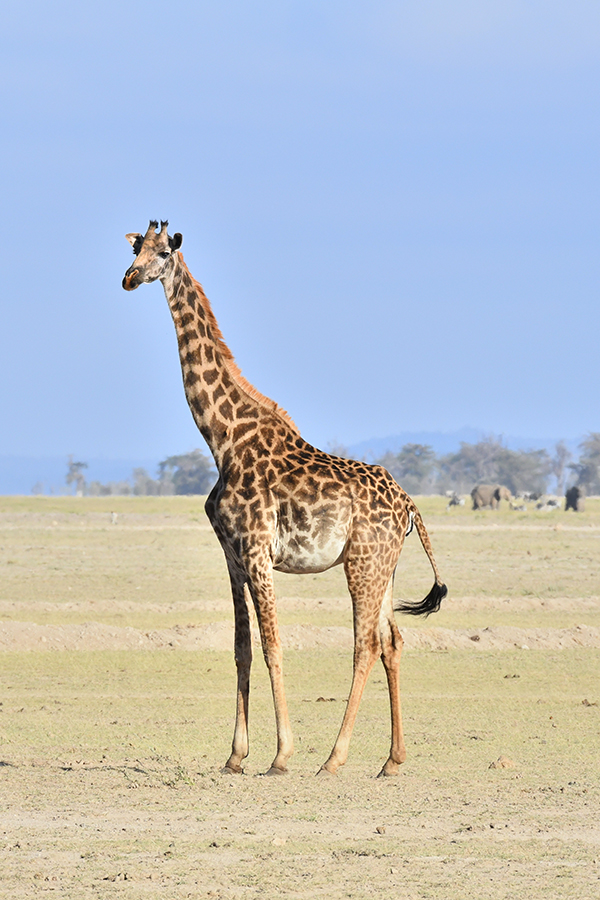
347 429 582 462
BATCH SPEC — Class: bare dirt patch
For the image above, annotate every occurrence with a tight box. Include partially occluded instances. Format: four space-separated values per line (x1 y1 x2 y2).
1 617 600 652
1 649 599 899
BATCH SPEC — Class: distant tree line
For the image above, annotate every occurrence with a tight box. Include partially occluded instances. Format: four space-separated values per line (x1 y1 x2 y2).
82 450 217 497
356 433 600 496
63 433 600 497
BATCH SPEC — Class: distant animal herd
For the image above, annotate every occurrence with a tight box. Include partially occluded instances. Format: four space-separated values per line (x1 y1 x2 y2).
446 484 586 512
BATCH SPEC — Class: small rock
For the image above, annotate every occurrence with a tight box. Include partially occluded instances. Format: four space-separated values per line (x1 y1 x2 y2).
272 837 286 846
489 755 515 769
375 826 386 834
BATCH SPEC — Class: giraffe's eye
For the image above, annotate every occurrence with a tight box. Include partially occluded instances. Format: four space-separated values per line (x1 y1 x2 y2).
159 251 170 259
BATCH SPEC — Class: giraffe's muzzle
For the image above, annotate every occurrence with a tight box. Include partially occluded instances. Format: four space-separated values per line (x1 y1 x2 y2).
122 269 140 291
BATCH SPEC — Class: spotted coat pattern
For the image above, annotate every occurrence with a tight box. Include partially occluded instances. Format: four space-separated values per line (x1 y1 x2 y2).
123 221 447 777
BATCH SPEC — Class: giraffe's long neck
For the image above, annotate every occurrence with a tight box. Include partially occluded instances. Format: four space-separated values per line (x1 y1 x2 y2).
160 252 298 471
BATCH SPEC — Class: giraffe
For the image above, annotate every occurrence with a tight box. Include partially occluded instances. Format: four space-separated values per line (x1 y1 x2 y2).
123 220 448 777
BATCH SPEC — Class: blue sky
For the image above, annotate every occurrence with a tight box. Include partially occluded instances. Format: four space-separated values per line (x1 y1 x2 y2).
1 1 599 466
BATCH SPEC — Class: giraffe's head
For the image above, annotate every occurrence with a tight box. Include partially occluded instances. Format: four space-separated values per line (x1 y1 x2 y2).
122 220 183 291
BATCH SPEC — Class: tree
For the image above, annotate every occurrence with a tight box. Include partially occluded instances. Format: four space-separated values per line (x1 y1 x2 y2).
438 437 551 495
551 441 572 495
87 479 131 496
438 436 505 493
132 468 161 496
570 433 600 494
326 441 351 459
158 449 217 495
495 448 551 495
376 444 437 494
66 455 88 496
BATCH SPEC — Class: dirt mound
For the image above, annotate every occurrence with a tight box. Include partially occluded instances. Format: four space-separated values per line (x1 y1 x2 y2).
1 620 599 652
401 623 600 651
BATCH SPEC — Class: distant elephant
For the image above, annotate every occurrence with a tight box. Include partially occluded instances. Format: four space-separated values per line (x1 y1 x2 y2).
471 484 512 510
565 485 585 512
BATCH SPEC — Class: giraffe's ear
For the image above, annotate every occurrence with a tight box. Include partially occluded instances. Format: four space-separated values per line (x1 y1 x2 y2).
169 232 183 251
126 233 144 255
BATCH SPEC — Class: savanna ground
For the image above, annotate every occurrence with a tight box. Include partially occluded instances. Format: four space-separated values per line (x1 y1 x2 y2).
0 494 599 899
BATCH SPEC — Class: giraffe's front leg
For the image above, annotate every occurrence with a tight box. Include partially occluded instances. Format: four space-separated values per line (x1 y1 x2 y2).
222 567 253 775
246 558 294 775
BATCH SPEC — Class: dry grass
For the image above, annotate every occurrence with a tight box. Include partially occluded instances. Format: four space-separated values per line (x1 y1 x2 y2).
1 494 599 629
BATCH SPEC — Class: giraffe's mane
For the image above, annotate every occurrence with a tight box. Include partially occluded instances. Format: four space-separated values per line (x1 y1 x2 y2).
176 253 300 435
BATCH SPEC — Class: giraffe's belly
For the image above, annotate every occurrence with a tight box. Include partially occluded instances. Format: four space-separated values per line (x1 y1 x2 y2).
273 544 346 575
271 521 349 575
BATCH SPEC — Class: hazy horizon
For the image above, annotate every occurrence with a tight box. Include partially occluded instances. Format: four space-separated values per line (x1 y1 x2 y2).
0 426 588 495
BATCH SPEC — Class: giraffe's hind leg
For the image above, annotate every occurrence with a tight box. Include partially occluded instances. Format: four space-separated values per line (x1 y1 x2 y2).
319 552 391 775
378 576 407 777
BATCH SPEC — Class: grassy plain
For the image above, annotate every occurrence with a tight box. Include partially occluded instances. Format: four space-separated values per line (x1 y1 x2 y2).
2 494 600 628
0 495 599 898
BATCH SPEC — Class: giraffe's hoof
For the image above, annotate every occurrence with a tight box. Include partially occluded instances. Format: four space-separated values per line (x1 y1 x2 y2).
377 759 403 778
316 765 336 777
221 764 244 775
264 765 288 776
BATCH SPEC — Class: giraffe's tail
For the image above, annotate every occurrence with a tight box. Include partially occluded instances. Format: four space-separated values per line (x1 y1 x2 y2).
393 504 448 617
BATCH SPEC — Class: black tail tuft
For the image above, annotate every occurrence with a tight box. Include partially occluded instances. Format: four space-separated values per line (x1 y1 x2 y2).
394 582 448 618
